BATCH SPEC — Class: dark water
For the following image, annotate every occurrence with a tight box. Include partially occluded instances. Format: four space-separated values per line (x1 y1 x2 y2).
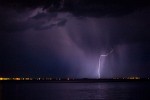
0 82 150 100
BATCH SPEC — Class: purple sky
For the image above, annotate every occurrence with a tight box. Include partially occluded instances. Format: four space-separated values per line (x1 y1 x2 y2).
0 0 150 78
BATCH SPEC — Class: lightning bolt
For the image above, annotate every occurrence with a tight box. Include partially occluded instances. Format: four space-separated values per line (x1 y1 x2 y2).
98 49 113 78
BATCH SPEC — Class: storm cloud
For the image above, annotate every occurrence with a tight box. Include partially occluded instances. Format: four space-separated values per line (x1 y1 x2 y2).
0 0 150 78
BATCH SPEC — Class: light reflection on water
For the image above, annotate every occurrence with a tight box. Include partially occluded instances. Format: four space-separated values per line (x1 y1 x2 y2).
0 82 150 100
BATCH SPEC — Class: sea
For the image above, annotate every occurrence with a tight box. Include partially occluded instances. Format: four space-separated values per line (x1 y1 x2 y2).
0 82 150 100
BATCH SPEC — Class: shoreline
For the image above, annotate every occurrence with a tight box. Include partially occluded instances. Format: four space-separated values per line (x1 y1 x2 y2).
0 79 150 83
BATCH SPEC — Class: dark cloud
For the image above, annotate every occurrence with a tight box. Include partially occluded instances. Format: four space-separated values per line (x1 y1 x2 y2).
32 12 57 20
0 7 68 33
1 0 150 17
64 0 150 17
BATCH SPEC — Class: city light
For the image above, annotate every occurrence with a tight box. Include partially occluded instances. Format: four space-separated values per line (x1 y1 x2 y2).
0 77 148 81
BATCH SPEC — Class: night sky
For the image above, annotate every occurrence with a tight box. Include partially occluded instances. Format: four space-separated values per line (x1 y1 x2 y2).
0 0 150 78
